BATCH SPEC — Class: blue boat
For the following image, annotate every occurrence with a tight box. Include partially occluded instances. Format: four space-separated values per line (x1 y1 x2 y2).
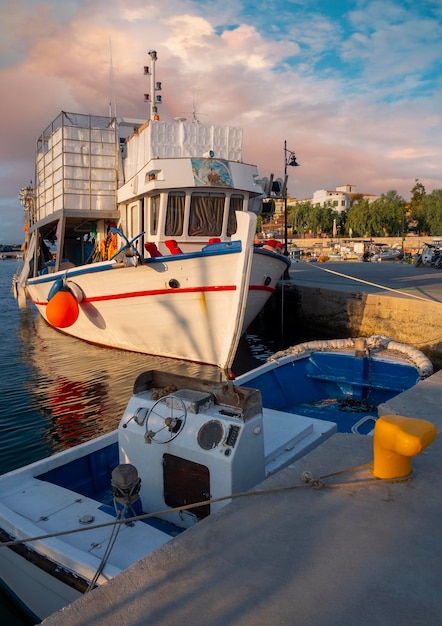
235 335 433 435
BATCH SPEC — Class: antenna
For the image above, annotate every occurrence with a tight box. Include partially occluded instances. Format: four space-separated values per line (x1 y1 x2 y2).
108 37 117 118
180 89 208 123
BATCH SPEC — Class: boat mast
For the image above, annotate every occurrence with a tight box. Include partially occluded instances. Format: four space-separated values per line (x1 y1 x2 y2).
144 50 162 121
108 37 117 118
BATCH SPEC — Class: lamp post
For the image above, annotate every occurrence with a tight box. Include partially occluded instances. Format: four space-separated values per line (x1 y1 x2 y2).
283 140 300 255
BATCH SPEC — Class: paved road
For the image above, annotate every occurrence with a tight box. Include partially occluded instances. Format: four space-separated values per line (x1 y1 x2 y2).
288 261 442 303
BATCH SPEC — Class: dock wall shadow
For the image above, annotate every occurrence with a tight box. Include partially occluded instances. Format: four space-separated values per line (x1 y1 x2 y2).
259 283 442 370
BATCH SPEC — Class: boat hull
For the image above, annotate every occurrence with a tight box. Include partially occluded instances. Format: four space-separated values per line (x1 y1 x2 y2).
25 216 288 370
0 538 82 623
244 248 289 330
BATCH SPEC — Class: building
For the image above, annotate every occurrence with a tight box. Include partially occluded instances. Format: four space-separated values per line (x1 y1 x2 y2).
312 184 378 212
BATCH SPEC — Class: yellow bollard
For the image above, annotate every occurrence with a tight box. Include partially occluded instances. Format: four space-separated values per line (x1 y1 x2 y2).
373 415 437 479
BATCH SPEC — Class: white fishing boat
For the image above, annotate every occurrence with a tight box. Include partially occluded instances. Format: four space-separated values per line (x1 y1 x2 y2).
0 369 336 622
13 51 289 372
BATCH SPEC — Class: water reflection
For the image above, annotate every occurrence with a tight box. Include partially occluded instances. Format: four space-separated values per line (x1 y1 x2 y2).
0 259 285 476
15 310 231 459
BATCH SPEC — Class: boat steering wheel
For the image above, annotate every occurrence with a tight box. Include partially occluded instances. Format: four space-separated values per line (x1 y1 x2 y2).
145 395 187 444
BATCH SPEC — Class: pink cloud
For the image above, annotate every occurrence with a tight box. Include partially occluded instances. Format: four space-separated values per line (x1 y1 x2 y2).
0 0 441 243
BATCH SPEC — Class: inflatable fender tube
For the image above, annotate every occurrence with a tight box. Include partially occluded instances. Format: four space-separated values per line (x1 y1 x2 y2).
66 280 84 303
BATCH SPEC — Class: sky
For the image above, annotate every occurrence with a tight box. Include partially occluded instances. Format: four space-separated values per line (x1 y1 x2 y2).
1 0 441 243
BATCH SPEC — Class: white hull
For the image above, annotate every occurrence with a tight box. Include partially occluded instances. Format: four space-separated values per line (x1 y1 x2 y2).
24 215 287 370
0 540 82 622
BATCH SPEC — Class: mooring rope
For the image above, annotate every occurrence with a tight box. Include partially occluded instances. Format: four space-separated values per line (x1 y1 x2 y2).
307 264 439 303
0 462 412 549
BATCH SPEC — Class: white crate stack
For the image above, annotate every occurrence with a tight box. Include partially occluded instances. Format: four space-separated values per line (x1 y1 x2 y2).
35 112 118 219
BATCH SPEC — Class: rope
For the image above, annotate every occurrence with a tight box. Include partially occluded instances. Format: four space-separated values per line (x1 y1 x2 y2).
86 504 124 592
308 264 440 304
302 264 442 347
0 462 412 550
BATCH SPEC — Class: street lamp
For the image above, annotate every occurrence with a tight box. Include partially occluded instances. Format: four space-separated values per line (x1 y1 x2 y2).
283 140 300 255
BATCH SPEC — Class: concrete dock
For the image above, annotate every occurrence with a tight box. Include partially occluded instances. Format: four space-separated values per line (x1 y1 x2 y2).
284 261 442 368
289 259 442 301
42 262 442 626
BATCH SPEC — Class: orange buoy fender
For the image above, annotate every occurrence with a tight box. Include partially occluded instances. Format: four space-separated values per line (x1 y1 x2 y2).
46 289 79 328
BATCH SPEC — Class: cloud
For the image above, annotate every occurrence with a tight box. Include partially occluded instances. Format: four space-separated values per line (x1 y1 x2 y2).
0 0 441 242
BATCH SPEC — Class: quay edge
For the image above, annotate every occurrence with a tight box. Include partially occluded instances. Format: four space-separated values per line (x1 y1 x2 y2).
41 369 442 626
260 261 442 370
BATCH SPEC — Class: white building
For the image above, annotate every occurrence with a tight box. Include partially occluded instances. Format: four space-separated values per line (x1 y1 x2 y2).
312 184 378 212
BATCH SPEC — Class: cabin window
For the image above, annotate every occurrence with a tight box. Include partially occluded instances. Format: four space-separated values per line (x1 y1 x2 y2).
165 192 185 236
150 194 160 235
189 193 224 237
228 195 243 236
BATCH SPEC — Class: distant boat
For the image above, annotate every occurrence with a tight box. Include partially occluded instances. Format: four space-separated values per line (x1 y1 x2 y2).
13 52 289 372
364 243 402 262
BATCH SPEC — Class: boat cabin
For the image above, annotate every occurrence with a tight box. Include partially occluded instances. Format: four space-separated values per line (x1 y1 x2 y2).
24 111 265 276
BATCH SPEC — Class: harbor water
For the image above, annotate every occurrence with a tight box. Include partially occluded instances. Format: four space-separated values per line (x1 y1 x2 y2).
0 258 297 624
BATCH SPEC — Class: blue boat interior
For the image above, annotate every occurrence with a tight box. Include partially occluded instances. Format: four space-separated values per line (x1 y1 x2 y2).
245 353 419 433
36 443 183 537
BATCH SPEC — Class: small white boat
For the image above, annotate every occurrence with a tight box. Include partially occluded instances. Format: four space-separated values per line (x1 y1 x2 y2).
364 243 402 262
13 51 289 372
0 337 432 621
0 369 336 622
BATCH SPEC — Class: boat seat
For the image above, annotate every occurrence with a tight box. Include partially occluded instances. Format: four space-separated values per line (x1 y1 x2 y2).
165 240 182 255
201 241 242 254
144 242 162 257
262 407 336 474
262 239 283 253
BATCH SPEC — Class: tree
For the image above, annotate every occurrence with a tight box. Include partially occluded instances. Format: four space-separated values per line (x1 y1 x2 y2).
369 190 406 237
420 190 442 235
349 193 364 207
309 203 334 235
409 179 427 234
288 201 312 237
410 179 426 208
346 198 372 237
